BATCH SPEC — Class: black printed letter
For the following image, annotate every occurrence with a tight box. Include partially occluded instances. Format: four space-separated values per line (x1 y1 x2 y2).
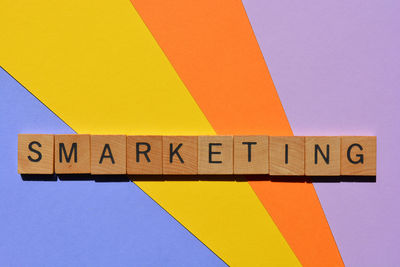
99 144 115 164
136 142 151 162
170 143 184 163
59 143 77 163
28 141 42 162
209 143 222 164
242 142 257 162
315 144 329 164
285 144 289 164
347 143 364 164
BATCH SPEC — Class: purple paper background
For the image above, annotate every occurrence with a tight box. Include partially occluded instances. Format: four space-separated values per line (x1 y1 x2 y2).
243 1 400 266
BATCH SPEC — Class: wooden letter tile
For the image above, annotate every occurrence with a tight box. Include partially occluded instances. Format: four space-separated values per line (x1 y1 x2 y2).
269 136 304 176
127 136 162 175
198 136 233 175
162 136 197 175
341 136 376 176
234 135 269 174
55 134 90 174
305 136 340 176
91 135 126 175
18 134 54 174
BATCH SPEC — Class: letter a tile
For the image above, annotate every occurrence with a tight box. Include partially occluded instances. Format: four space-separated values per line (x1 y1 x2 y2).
91 135 126 175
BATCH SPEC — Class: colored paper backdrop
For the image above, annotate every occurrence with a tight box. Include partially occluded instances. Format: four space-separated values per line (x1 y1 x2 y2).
1 1 398 266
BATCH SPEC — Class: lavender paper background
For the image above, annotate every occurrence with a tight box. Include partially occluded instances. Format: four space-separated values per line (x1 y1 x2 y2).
243 1 400 266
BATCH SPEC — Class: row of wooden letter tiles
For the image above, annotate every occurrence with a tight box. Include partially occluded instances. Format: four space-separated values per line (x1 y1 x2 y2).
18 134 376 176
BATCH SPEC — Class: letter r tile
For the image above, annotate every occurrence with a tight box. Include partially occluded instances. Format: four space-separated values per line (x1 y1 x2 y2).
127 135 162 175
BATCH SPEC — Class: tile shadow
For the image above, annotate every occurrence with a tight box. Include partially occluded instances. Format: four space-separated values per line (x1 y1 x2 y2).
21 174 376 183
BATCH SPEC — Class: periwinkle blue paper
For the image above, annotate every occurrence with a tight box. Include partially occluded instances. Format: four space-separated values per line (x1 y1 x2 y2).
0 68 225 267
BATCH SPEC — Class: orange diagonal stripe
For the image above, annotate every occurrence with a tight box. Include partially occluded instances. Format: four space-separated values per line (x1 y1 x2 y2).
131 1 344 266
